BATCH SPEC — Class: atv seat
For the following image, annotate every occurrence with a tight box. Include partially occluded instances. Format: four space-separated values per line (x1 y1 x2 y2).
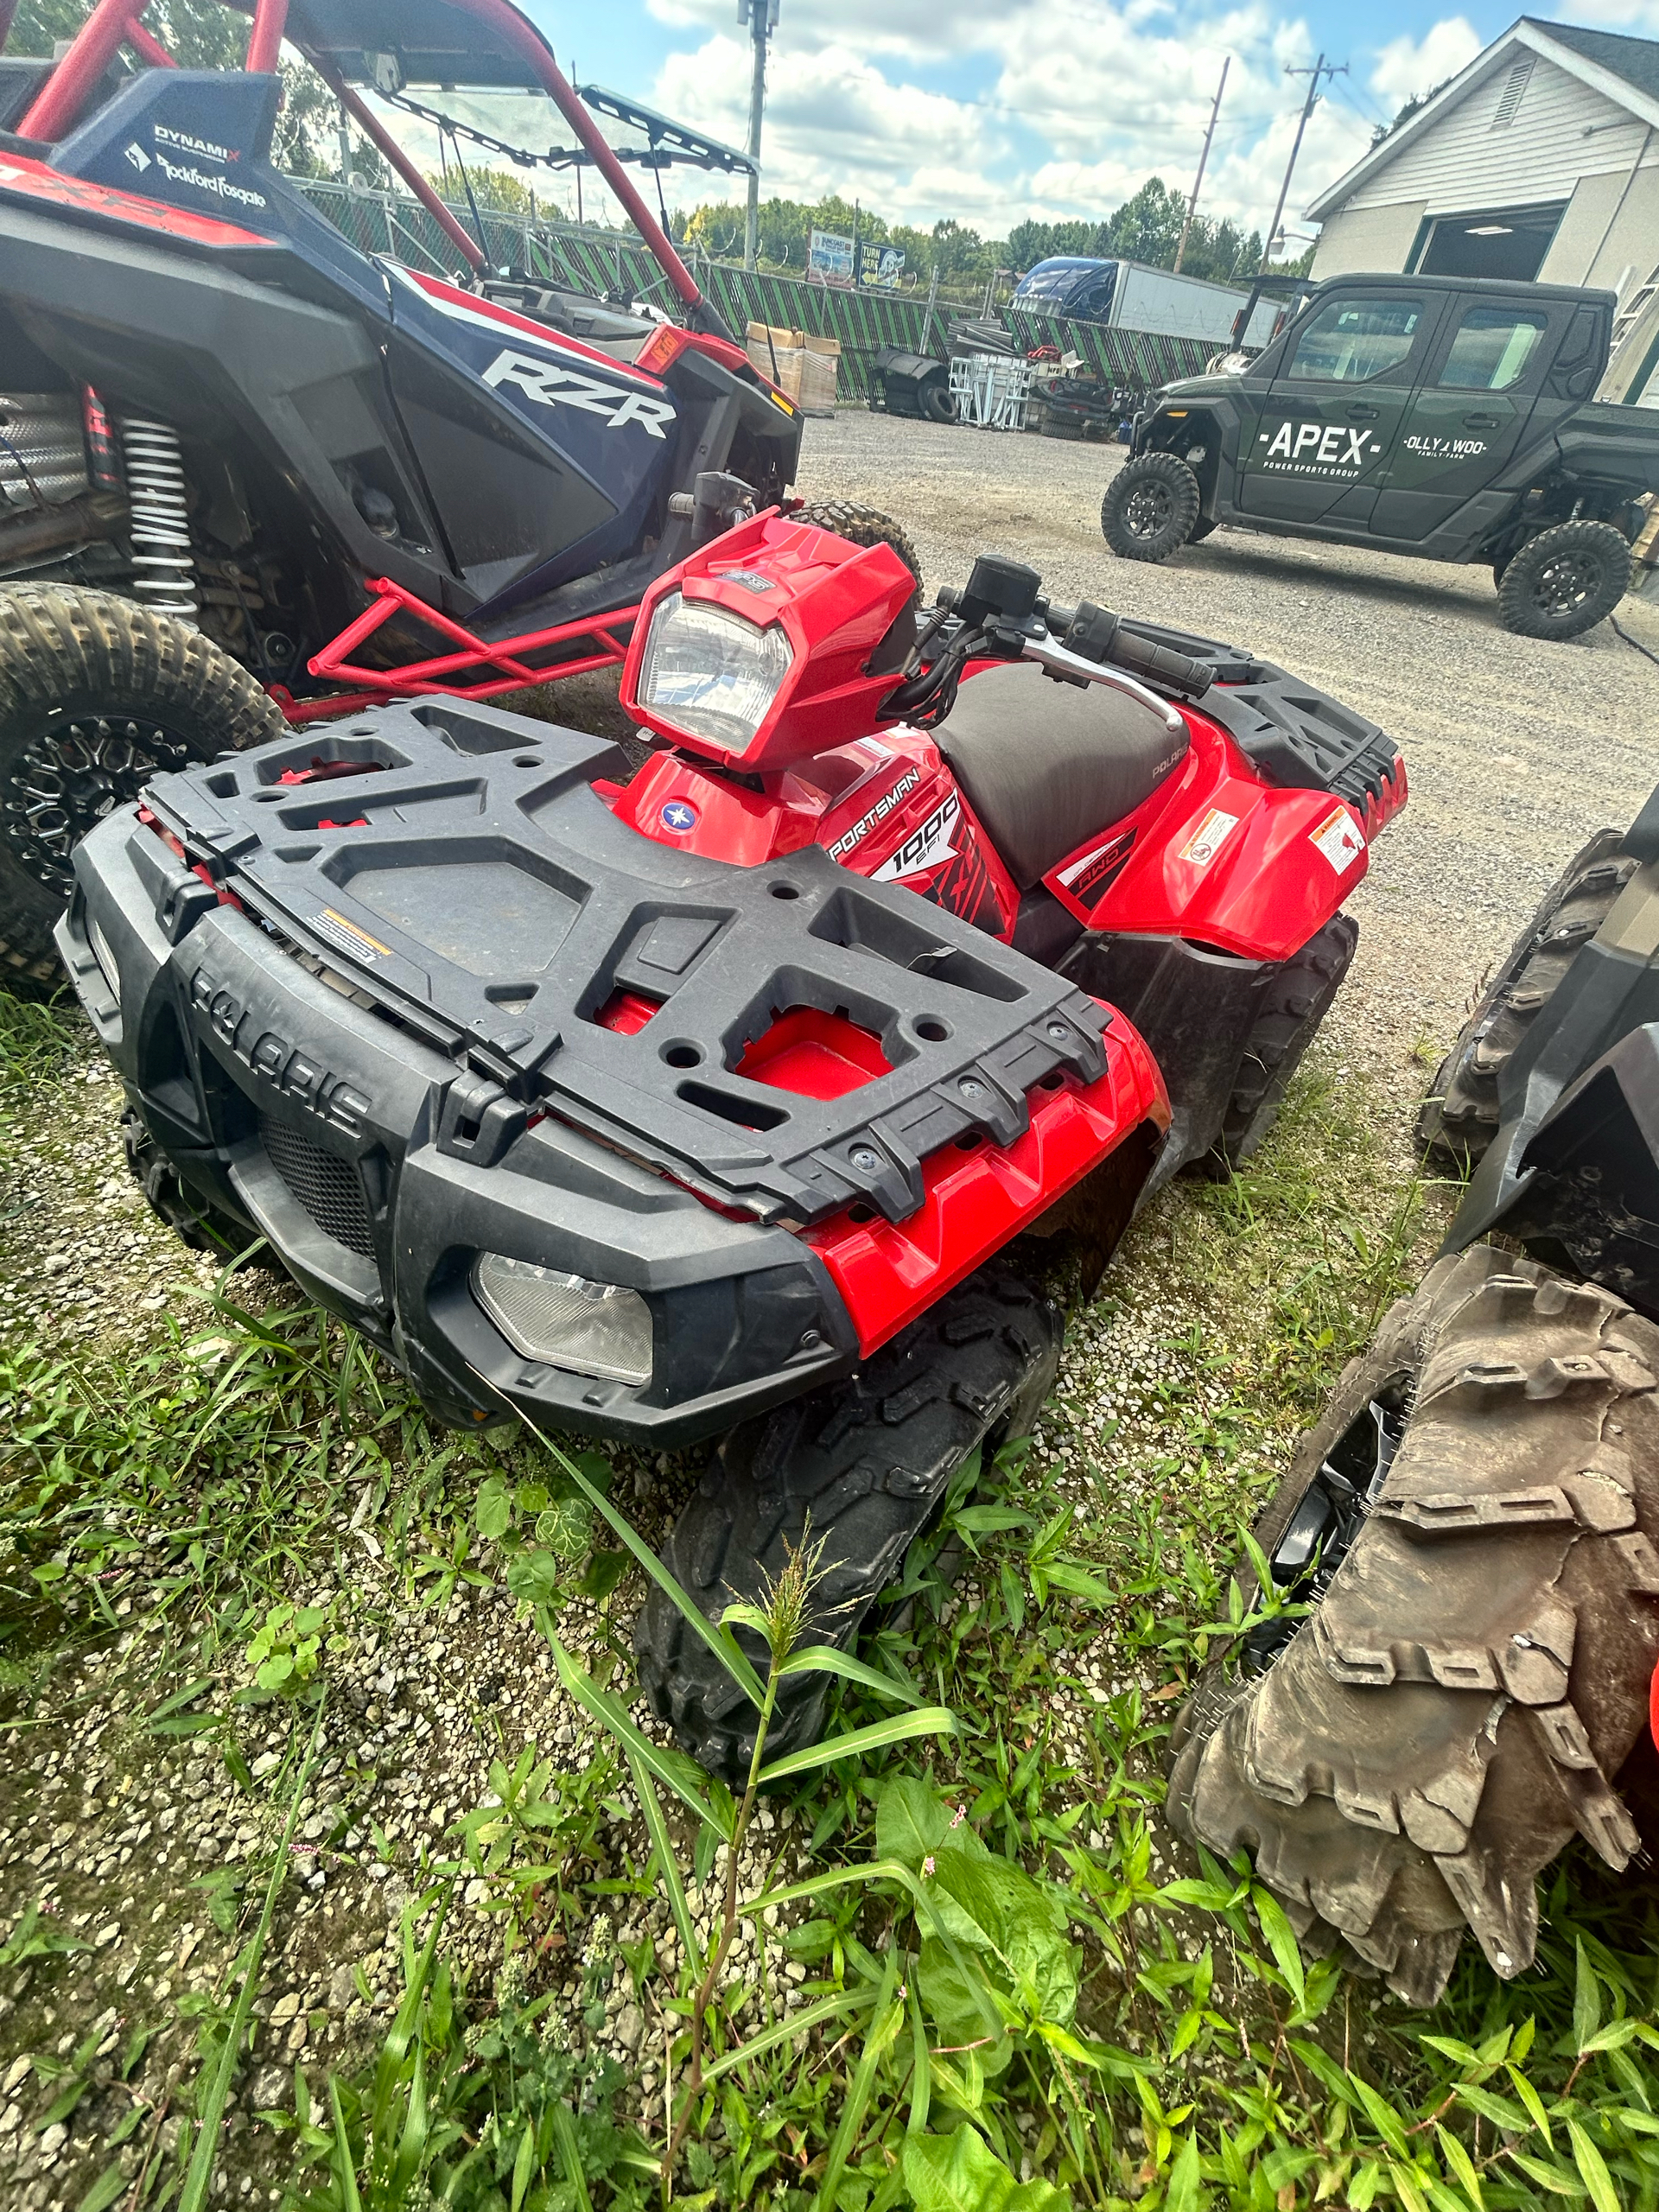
937 662 1188 891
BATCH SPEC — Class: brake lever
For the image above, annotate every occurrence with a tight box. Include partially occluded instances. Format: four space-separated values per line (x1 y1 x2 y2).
1020 635 1187 736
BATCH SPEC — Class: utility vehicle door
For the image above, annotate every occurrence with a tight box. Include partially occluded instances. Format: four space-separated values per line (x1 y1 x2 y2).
1238 288 1444 526
1369 296 1570 540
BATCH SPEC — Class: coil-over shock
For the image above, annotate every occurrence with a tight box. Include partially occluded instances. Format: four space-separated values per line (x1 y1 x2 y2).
118 416 197 620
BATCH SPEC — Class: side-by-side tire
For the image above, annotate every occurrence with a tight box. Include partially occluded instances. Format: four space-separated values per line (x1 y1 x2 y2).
791 502 924 598
635 1271 1061 1787
1208 914 1358 1175
1497 521 1633 641
1417 830 1633 1167
1102 453 1202 563
0 585 288 990
1166 1247 1659 2006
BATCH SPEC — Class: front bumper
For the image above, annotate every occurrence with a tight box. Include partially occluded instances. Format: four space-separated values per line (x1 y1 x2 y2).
58 823 861 1446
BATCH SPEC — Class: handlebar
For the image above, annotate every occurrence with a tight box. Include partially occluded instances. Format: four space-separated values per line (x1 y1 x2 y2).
1043 600 1213 700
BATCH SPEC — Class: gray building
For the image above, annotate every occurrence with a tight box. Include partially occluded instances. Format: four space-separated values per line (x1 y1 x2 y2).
1306 18 1657 401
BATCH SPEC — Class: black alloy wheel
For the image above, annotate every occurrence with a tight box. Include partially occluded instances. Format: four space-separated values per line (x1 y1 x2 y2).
1496 521 1633 641
1101 452 1202 563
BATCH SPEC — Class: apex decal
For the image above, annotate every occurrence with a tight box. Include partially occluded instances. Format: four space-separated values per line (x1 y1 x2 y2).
1257 421 1376 475
483 349 677 439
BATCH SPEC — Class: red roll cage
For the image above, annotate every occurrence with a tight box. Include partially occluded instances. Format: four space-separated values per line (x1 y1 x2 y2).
4 0 706 309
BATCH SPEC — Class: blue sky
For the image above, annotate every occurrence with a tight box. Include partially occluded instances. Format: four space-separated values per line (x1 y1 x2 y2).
493 0 1656 243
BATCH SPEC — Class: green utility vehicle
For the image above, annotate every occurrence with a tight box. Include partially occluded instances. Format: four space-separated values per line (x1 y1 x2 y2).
1103 272 1659 640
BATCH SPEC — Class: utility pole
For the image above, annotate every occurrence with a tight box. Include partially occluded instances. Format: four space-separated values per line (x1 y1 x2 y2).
1260 52 1344 272
738 0 778 272
1174 56 1229 274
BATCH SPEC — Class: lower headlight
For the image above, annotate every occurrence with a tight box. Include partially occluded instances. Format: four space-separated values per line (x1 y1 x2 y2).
636 588 792 753
472 1253 653 1386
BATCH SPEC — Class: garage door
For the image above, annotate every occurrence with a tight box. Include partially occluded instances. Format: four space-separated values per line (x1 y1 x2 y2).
1411 204 1567 283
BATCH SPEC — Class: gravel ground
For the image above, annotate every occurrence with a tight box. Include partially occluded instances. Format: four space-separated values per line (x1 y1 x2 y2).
2 411 1656 2202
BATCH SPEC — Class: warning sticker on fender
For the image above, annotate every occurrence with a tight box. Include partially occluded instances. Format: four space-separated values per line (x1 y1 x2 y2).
1177 808 1239 868
1309 805 1365 874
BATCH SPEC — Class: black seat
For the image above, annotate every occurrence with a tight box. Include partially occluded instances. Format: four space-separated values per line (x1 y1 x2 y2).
936 663 1188 892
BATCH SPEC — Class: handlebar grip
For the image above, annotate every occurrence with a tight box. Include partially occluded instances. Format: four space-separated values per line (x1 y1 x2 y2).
1109 626 1213 700
1061 601 1211 700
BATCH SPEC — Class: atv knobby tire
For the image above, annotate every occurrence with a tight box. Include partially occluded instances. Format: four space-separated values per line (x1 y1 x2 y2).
791 504 924 598
636 1271 1062 1785
1497 521 1632 641
0 586 287 988
1101 454 1201 563
1166 1246 1659 2005
1418 830 1633 1167
1207 913 1358 1174
121 1103 248 1255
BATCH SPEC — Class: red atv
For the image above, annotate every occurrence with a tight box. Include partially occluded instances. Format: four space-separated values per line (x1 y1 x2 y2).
57 514 1405 1779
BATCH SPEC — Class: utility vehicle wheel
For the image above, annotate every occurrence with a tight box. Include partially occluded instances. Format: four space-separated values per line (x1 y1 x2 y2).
1166 1246 1659 2006
121 1104 248 1255
1101 454 1201 563
635 1271 1062 1786
1418 830 1633 1167
791 503 924 597
1497 521 1633 641
0 586 287 989
1205 914 1358 1175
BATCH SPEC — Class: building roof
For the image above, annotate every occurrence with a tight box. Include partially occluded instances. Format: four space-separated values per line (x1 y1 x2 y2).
1305 16 1659 222
1538 19 1659 106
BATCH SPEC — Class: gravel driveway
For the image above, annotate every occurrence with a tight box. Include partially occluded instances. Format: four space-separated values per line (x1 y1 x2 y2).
802 408 1659 1088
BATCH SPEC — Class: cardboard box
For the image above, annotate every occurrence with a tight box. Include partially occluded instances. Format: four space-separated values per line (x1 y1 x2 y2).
745 322 840 413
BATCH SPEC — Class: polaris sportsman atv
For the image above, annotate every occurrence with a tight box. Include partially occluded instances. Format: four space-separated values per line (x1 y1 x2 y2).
0 0 905 983
1166 785 1659 2005
58 512 1405 1782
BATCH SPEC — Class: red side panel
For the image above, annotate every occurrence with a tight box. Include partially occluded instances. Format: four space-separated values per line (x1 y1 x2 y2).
0 151 270 247
807 1023 1169 1356
1043 709 1375 963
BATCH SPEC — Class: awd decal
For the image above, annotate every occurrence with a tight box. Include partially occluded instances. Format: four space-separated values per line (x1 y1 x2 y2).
826 768 923 862
1256 421 1376 475
1057 827 1136 906
873 792 959 882
483 349 677 439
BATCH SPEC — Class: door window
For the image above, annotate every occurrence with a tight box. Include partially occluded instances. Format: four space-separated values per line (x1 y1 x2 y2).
1283 296 1424 384
1437 308 1547 391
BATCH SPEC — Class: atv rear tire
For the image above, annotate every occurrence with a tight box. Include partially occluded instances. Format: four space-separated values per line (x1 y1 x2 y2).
1418 830 1633 1168
1497 521 1633 641
1205 914 1358 1175
1102 454 1201 563
635 1271 1062 1785
0 586 287 989
1166 1246 1659 2005
791 504 924 598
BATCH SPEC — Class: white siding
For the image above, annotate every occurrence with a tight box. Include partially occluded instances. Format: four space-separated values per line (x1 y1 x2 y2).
1347 54 1652 214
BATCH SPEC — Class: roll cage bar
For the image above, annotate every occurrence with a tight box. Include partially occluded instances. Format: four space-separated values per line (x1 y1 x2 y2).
5 0 720 325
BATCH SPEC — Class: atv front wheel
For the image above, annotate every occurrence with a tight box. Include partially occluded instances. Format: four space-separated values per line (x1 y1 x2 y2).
1418 830 1633 1167
122 1103 250 1255
1206 914 1358 1175
791 503 924 598
1166 1246 1659 2006
1101 454 1201 563
635 1271 1062 1785
1497 521 1632 641
0 586 288 989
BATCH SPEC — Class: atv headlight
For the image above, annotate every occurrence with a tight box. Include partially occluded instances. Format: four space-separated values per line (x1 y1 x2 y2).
637 589 791 753
472 1254 653 1386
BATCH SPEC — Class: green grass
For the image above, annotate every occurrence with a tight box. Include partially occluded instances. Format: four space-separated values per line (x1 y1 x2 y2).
4 1016 1659 2211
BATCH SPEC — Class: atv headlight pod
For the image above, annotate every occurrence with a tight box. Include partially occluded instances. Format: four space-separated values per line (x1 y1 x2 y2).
637 589 792 753
472 1254 653 1386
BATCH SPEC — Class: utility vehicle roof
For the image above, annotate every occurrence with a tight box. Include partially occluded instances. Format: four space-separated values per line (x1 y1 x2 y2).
288 0 563 92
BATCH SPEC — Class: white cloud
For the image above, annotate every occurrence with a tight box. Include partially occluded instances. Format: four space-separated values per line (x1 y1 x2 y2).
1370 18 1484 109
